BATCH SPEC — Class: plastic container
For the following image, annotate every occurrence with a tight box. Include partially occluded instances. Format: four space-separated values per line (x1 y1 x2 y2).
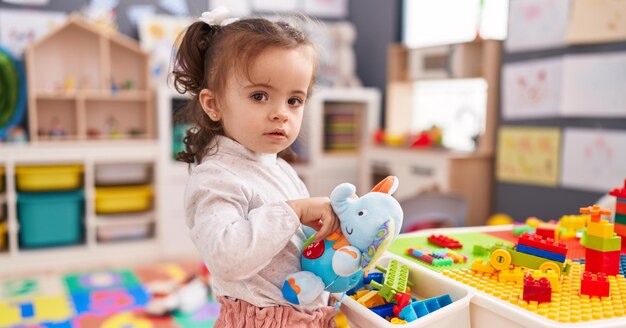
340 253 474 328
15 165 83 191
97 220 153 242
95 163 151 186
17 190 84 248
95 185 153 214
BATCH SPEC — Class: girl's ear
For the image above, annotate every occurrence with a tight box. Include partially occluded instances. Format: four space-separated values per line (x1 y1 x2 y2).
199 88 220 121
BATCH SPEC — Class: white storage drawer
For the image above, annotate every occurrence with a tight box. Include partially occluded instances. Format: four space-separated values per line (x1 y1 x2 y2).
95 163 152 186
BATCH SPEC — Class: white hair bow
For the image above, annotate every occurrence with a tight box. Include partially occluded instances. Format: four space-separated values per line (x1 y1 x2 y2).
199 6 239 27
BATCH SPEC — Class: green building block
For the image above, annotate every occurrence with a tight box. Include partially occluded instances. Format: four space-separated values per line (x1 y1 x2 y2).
372 259 412 302
513 225 535 236
615 213 626 225
580 232 622 252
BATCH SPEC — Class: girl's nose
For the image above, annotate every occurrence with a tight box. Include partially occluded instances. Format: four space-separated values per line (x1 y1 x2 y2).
271 106 289 122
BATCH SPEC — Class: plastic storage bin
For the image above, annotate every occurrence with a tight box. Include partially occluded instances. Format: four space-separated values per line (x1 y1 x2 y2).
17 190 84 248
97 221 153 242
16 165 83 191
95 186 153 214
95 163 151 186
340 254 474 328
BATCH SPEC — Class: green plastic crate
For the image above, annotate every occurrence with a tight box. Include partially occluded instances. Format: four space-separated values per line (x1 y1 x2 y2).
18 190 84 248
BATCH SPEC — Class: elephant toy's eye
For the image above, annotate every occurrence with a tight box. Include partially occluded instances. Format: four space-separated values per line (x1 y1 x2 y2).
358 210 368 217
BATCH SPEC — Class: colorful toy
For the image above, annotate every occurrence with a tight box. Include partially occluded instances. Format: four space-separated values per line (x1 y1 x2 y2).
580 271 609 297
487 233 571 277
579 205 621 275
369 259 412 302
610 179 626 247
522 275 551 303
427 234 462 249
282 176 404 305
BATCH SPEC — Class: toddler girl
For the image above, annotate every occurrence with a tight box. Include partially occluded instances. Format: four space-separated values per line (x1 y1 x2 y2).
173 7 340 327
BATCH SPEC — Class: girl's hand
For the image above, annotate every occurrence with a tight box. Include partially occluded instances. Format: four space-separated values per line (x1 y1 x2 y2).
287 197 340 242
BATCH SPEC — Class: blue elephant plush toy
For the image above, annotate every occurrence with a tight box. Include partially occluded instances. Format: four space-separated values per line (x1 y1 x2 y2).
282 176 403 305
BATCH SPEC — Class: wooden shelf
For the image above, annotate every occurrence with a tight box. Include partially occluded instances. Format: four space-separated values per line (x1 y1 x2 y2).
25 15 153 142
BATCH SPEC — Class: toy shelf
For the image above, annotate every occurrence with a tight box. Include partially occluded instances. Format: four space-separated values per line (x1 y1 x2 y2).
0 142 162 273
25 16 153 142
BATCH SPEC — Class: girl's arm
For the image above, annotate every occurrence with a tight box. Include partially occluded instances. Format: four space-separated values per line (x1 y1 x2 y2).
187 174 301 282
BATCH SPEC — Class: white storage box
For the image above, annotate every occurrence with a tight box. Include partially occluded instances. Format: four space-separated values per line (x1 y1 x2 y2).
95 163 151 186
340 253 473 328
96 212 153 242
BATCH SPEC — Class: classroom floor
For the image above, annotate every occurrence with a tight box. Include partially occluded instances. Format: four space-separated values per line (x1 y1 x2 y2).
0 258 220 328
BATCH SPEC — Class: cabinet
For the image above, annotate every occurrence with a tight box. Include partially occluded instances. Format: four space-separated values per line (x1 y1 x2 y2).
292 87 381 196
360 146 493 227
25 16 153 142
364 40 502 226
0 142 162 273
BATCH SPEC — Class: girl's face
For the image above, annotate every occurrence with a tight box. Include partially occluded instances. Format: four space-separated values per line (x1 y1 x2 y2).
210 46 314 154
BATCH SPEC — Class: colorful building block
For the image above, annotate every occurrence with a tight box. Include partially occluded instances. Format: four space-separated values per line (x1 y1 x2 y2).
580 232 622 252
614 223 626 237
586 220 616 239
398 294 452 322
371 259 411 302
536 224 558 240
498 267 524 283
616 201 626 214
517 232 568 255
471 259 495 274
368 302 395 319
523 275 551 303
608 179 626 199
580 205 611 223
427 234 462 249
392 292 411 317
356 290 386 308
585 248 620 275
530 269 560 292
616 213 626 225
515 244 566 263
580 271 609 297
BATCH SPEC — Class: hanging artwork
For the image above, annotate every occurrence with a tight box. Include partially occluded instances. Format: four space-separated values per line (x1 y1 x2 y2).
561 128 626 193
0 9 66 57
505 0 571 52
502 57 563 120
496 126 561 187
567 0 626 45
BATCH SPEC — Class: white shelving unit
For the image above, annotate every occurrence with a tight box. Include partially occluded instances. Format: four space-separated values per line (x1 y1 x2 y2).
293 87 381 196
0 142 162 274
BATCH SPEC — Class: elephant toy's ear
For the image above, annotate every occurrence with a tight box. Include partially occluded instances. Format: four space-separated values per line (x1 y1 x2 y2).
360 218 396 273
371 176 399 195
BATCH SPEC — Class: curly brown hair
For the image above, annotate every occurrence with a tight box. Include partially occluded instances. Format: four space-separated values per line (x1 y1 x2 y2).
172 17 318 164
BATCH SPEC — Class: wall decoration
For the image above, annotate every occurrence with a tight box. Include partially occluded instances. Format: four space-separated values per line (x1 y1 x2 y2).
561 128 626 193
567 0 626 45
502 57 563 120
496 126 561 187
505 0 571 52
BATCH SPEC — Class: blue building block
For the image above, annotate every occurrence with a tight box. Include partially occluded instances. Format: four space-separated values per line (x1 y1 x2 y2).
398 294 453 322
368 302 395 319
620 254 626 278
516 244 566 262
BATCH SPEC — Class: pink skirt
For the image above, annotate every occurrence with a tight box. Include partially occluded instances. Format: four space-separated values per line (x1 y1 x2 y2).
215 296 337 328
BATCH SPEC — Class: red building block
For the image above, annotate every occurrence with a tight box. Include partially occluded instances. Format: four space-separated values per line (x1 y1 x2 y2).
585 248 620 275
517 232 568 255
536 224 558 240
393 292 412 317
609 179 626 199
580 271 610 297
523 276 551 303
427 234 462 249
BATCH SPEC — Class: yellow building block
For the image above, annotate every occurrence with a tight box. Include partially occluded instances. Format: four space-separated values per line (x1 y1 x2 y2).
391 318 408 324
350 289 371 300
587 220 615 239
471 258 495 274
498 267 524 283
357 290 385 308
34 295 73 322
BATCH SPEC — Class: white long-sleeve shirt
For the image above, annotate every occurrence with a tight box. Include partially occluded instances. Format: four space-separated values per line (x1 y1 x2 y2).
185 135 326 312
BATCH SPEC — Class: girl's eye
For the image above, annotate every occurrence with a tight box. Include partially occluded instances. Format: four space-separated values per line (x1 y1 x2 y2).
357 210 368 217
251 92 268 102
288 97 303 106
